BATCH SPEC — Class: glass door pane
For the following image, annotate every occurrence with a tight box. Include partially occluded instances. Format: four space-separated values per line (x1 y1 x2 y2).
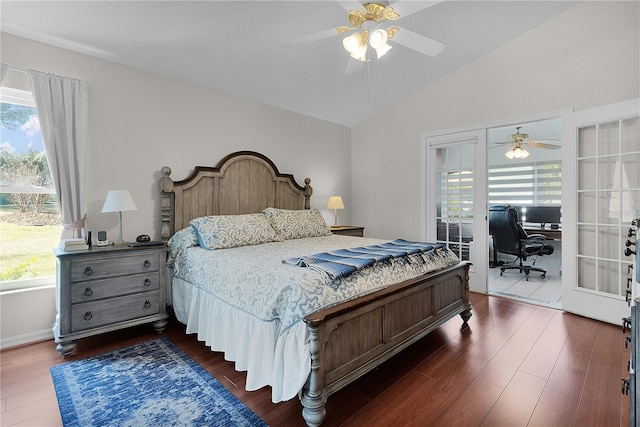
435 144 475 262
576 118 639 298
564 99 639 325
426 128 487 293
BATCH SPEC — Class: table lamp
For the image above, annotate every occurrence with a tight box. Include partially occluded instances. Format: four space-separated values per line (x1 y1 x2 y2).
101 190 138 244
326 196 345 227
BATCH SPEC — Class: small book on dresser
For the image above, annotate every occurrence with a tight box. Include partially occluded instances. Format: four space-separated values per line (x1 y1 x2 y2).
59 238 89 251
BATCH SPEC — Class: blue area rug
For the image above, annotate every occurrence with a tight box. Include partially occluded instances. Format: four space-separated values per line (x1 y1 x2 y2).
50 336 267 426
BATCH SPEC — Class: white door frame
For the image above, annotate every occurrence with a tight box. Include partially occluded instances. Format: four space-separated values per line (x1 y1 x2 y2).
562 98 640 325
422 109 570 295
423 129 487 293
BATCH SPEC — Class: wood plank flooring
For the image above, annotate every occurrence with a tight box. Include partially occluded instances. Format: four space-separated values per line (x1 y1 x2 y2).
0 292 631 426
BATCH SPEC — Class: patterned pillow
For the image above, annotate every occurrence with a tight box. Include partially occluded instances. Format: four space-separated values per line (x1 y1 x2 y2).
167 226 200 266
190 213 279 250
168 226 199 250
262 207 332 240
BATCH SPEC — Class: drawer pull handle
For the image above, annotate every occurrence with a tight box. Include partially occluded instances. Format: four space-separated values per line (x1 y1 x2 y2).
143 300 152 310
144 278 152 287
143 260 151 269
84 287 93 297
84 267 93 276
83 311 93 322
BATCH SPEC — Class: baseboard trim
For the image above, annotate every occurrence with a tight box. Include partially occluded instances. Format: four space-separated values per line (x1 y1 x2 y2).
1 329 53 350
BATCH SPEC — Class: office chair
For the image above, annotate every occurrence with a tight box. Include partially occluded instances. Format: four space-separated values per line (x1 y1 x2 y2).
489 205 554 280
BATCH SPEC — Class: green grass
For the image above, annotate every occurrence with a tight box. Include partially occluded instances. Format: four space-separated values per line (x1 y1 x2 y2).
1 207 61 282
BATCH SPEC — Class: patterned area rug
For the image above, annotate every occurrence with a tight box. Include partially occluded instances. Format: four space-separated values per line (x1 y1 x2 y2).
50 336 267 427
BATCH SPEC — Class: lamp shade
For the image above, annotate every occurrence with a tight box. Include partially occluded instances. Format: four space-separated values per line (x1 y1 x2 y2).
374 43 392 59
327 196 345 210
101 190 138 213
369 29 388 49
343 33 361 54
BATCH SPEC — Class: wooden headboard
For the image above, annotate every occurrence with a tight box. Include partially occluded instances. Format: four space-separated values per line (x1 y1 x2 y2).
159 151 313 241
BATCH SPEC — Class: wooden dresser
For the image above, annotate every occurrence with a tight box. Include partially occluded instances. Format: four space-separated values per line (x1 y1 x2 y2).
53 244 168 357
330 225 365 237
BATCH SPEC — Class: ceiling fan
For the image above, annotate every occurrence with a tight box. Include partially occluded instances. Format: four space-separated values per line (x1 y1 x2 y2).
283 1 446 62
494 127 561 159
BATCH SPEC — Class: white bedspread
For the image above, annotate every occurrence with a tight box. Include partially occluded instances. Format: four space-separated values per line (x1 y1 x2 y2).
169 234 458 402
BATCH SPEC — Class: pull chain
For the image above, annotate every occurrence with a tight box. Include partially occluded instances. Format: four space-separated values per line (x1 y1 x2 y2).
366 60 371 102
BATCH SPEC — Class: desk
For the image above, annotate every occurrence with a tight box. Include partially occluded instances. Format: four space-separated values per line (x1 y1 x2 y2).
523 226 562 241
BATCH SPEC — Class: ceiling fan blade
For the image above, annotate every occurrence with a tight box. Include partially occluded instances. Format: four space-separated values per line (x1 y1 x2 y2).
282 27 340 47
526 141 561 149
390 1 443 18
392 27 445 57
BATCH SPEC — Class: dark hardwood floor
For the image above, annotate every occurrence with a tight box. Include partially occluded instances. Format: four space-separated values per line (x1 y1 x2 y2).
0 292 631 426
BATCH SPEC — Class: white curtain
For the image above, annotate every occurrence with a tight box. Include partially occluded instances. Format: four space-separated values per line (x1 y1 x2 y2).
0 63 8 84
28 70 89 240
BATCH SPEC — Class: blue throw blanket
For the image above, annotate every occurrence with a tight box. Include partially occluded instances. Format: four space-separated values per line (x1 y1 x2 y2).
283 239 446 280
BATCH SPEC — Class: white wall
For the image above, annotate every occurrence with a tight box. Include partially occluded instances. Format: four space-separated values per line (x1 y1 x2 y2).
0 33 351 347
351 1 640 239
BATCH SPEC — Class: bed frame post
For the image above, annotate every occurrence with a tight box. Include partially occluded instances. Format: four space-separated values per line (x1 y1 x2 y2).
159 166 174 242
304 178 312 210
460 263 473 325
300 323 326 427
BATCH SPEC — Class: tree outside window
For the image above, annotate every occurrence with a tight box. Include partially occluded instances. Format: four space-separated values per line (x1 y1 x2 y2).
1 90 60 289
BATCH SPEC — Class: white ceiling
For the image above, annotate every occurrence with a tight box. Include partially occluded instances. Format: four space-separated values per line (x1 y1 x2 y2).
1 1 578 127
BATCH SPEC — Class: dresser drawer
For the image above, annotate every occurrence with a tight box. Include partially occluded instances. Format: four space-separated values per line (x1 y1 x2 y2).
70 253 160 282
71 291 161 332
71 272 160 303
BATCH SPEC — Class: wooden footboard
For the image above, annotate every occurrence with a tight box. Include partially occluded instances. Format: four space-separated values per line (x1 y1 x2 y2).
300 261 472 427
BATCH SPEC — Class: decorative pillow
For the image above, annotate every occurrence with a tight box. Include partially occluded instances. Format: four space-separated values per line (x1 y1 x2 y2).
262 207 332 240
168 226 199 250
189 213 279 250
167 226 200 266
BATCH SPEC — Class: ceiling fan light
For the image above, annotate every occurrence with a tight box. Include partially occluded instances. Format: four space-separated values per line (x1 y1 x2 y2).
374 42 392 58
343 33 361 54
351 43 368 61
505 146 529 159
369 28 388 49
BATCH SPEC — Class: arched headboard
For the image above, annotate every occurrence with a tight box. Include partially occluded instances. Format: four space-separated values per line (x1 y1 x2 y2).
159 151 313 241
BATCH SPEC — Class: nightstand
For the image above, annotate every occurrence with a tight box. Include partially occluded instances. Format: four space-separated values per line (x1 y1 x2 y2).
330 226 365 237
53 244 168 357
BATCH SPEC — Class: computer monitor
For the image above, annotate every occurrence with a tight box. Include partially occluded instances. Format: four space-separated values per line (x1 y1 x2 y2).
523 206 561 227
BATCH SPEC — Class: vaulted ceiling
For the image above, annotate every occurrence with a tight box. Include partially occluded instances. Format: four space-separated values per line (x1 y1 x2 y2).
1 1 578 127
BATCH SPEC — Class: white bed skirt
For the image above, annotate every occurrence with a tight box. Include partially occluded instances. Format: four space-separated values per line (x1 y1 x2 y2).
171 276 311 403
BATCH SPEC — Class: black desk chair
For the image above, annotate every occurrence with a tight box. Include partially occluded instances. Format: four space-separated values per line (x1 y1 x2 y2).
489 205 554 280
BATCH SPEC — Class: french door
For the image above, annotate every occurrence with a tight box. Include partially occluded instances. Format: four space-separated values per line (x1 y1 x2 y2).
562 99 640 324
424 129 488 292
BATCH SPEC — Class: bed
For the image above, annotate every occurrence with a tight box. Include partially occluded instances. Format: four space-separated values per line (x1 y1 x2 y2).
159 151 471 426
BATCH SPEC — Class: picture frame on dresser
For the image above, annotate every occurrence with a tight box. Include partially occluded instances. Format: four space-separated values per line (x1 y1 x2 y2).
53 244 168 357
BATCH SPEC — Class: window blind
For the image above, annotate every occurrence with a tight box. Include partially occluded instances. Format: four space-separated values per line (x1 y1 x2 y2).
488 160 562 206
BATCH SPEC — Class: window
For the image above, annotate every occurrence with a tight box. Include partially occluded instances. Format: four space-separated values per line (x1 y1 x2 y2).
488 160 562 206
1 87 60 291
